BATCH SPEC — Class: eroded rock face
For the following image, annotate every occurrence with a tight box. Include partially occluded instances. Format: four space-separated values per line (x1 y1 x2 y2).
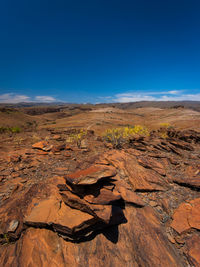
0 206 186 267
0 129 200 266
104 150 168 191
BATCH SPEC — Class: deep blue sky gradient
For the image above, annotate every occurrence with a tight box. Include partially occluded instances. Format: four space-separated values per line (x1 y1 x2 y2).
0 0 200 103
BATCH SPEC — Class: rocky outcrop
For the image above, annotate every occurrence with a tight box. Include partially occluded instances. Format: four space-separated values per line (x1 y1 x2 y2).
0 129 200 266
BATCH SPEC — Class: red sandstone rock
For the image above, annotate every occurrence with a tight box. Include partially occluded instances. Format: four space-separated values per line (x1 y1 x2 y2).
171 198 200 234
24 197 96 235
1 129 200 266
137 156 166 176
52 144 66 152
36 151 48 155
52 134 62 140
112 179 145 206
105 150 168 191
65 164 117 185
61 190 113 224
32 141 48 150
115 185 145 206
186 234 200 266
84 188 121 204
0 206 186 267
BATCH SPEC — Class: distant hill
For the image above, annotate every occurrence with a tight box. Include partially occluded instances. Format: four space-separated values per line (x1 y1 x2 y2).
96 101 200 112
0 101 200 112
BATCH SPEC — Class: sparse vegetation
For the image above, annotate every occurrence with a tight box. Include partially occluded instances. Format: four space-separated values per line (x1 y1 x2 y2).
0 126 22 134
158 123 174 138
67 129 87 148
102 125 149 148
159 123 171 129
0 233 10 244
10 126 21 133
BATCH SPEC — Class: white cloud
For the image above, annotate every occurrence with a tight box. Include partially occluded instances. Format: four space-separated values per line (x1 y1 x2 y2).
0 93 31 103
34 96 56 102
107 90 200 103
0 93 58 103
159 94 200 101
114 93 156 102
167 90 182 95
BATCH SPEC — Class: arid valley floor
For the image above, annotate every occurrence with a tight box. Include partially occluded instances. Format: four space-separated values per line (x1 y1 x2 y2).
0 103 200 266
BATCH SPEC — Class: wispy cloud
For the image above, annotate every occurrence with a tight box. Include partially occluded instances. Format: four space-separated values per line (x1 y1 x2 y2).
0 93 58 103
0 93 31 103
109 90 200 103
34 96 57 102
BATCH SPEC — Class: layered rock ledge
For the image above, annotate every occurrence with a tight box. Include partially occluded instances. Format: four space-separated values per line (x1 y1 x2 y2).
0 129 200 266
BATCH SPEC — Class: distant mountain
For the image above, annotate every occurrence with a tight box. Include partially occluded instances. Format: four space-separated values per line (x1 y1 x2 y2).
96 101 200 112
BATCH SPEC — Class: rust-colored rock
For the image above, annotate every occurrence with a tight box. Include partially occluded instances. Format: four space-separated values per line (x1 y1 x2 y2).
171 198 200 234
52 134 62 140
0 206 186 267
61 190 118 224
8 154 21 163
32 141 48 150
65 164 117 185
105 150 168 191
24 197 96 235
114 185 145 206
1 125 200 266
137 155 166 176
186 234 200 266
84 188 121 204
52 144 66 152
173 164 200 188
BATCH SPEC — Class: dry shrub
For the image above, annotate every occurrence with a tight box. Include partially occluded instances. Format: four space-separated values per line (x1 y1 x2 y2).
102 125 149 148
158 123 174 138
67 129 87 148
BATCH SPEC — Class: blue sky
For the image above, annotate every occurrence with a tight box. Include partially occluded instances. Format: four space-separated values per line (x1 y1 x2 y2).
0 0 200 103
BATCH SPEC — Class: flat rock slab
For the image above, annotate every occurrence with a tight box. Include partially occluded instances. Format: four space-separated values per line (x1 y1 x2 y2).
173 164 200 188
65 165 117 185
84 188 121 204
0 205 186 267
24 197 96 235
61 190 114 224
137 155 166 176
32 141 48 150
114 184 145 207
105 150 167 191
